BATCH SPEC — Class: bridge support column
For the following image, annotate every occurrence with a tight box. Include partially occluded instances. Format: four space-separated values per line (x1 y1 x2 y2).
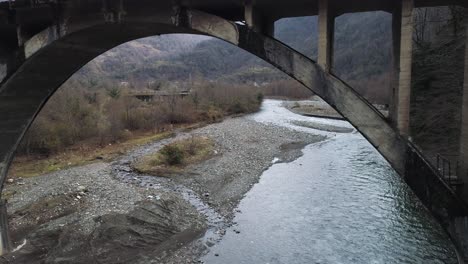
264 21 275 38
318 0 335 72
459 14 468 189
0 200 10 255
244 1 259 32
244 1 274 37
6 48 25 77
391 0 414 137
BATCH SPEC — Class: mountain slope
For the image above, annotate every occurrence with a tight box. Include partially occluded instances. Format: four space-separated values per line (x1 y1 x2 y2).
75 12 393 100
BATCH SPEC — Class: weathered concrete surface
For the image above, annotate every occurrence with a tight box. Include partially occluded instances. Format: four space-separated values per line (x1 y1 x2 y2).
395 0 414 137
318 0 335 72
244 1 275 37
0 0 467 259
0 201 10 256
459 14 468 194
0 1 466 48
390 5 401 127
244 1 262 33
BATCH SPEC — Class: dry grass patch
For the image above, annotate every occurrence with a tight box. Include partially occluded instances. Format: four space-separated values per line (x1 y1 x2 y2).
9 131 174 178
134 136 215 176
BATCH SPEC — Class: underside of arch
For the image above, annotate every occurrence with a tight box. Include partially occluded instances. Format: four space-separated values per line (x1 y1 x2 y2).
0 9 407 192
4 6 468 260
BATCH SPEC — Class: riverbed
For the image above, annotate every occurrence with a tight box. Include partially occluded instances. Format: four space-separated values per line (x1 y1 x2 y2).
2 99 458 263
201 100 457 263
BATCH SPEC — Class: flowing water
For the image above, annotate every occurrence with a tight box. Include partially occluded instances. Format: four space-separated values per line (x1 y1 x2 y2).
201 100 457 264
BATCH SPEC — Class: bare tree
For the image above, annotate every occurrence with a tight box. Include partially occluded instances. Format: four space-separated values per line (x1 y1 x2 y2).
414 8 429 48
448 6 465 36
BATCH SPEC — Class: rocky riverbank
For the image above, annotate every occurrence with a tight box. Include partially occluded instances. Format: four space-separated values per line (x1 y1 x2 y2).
2 109 325 263
283 97 343 120
283 96 389 120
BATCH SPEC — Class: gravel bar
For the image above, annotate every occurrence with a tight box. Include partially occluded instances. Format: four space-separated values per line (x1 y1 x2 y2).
2 110 325 264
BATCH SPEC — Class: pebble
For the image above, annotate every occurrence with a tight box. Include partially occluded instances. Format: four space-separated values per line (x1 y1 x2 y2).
3 110 325 262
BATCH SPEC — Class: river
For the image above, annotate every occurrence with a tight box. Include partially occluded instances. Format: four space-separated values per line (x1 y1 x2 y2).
201 100 457 264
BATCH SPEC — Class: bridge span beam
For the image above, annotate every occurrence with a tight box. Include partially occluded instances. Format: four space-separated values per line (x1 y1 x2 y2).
459 11 468 194
244 1 275 37
392 0 414 137
318 0 335 72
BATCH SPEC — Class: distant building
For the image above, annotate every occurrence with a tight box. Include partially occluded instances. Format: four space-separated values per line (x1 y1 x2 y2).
119 81 130 88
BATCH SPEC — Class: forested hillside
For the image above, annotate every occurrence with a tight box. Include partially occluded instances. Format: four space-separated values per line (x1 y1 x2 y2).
75 12 394 103
276 12 393 102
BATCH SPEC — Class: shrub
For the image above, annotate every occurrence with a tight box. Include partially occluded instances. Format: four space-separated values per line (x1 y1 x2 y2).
262 80 313 99
17 79 263 156
200 105 224 122
228 101 246 114
107 87 121 99
119 129 133 141
256 92 264 103
134 136 215 176
187 136 199 156
160 145 184 165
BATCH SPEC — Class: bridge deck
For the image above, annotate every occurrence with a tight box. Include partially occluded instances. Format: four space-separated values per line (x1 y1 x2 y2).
0 0 465 49
0 0 467 22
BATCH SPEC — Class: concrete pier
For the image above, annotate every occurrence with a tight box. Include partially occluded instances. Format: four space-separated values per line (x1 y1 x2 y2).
244 1 275 37
245 1 262 33
0 200 10 255
390 5 401 126
6 49 25 77
459 14 468 192
392 0 414 137
318 0 335 72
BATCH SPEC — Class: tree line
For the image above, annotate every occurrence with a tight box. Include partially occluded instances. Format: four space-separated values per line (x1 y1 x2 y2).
18 80 266 156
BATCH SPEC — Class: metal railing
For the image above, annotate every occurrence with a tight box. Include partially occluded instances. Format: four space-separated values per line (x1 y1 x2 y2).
436 153 460 187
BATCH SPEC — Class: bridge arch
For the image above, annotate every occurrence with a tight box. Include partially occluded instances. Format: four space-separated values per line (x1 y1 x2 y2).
0 9 407 194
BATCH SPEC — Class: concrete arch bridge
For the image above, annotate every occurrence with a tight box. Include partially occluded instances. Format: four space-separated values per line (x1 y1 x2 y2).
1 0 468 260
